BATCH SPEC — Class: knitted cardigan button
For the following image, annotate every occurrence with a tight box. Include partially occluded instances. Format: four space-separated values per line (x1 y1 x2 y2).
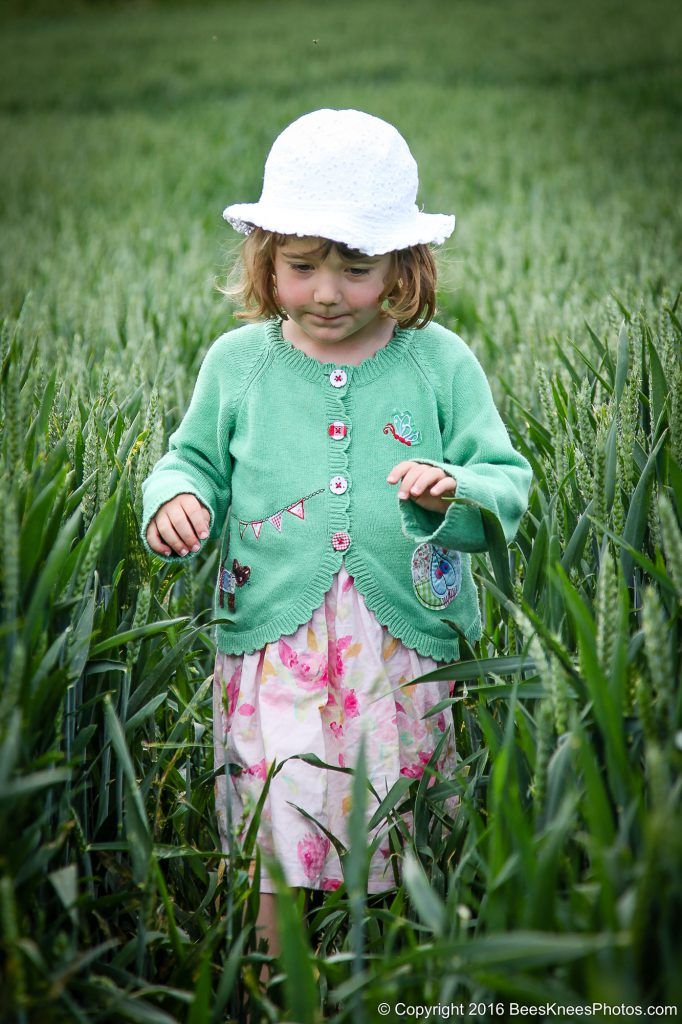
328 421 348 439
329 475 348 494
329 369 347 388
332 531 351 551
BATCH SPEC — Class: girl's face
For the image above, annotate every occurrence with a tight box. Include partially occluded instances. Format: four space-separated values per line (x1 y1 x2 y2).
272 236 394 353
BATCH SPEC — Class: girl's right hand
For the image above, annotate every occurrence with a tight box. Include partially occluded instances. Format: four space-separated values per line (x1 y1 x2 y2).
146 493 211 557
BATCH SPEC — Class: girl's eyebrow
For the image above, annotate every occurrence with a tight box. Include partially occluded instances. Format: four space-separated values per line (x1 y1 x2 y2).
281 250 380 263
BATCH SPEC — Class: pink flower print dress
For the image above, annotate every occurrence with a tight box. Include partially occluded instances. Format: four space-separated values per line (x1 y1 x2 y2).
213 562 459 893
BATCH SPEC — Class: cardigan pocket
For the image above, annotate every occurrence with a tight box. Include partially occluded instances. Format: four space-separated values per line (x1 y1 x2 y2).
410 542 462 610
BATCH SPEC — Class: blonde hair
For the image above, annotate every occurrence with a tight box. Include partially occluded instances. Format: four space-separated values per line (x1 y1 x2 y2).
218 228 439 329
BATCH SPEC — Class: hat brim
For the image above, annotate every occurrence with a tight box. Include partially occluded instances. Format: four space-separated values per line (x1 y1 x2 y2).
222 203 455 256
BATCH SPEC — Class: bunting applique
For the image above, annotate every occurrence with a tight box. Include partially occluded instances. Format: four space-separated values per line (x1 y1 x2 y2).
232 488 324 541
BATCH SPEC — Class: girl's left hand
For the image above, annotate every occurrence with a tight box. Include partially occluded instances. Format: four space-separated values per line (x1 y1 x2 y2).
386 461 457 515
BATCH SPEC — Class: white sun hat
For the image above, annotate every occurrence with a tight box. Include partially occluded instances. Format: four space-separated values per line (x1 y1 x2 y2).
222 108 455 256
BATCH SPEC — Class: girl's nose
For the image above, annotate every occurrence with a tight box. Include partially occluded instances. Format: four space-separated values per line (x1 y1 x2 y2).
313 273 342 305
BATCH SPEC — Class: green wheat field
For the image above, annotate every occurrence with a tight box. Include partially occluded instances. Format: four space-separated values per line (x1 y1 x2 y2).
1 0 681 1020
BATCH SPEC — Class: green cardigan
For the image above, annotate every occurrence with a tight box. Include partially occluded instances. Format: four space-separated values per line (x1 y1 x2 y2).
141 319 532 661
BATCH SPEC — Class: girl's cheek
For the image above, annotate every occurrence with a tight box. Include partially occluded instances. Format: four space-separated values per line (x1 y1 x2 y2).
283 277 309 301
368 285 387 306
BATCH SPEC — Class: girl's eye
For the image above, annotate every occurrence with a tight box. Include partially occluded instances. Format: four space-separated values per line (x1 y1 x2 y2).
347 267 370 277
291 263 312 272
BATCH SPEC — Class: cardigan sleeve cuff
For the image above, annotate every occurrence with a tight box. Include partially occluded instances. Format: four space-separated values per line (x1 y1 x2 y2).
398 459 489 552
140 470 216 565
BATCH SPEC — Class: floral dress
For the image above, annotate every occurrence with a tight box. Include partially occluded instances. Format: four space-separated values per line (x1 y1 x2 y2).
213 562 459 893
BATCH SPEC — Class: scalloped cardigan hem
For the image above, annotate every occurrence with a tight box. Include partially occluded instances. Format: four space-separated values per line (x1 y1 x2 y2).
211 554 481 661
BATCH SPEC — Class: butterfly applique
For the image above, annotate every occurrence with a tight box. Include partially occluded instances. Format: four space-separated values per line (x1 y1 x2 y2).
383 409 422 447
411 543 462 610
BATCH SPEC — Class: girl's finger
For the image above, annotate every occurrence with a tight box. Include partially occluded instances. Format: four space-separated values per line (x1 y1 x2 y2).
156 509 194 556
180 496 211 539
387 460 418 483
168 506 204 552
405 467 441 497
430 475 456 496
146 519 172 556
396 469 415 497
397 466 428 497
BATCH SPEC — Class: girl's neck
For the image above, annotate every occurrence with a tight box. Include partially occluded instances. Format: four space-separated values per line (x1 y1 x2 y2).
280 315 397 366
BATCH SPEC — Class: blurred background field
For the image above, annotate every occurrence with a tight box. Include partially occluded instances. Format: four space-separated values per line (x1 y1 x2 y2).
2 0 681 397
1 1 681 1021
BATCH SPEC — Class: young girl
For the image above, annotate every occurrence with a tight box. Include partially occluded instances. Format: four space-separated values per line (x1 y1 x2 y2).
141 109 532 961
